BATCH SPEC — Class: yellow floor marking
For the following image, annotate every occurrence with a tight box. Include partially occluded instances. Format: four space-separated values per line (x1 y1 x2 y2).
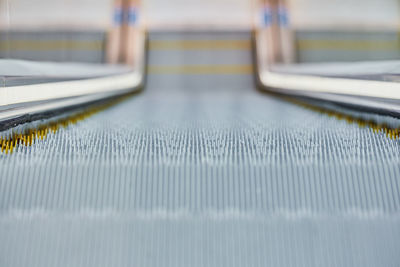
0 40 103 51
298 40 400 51
148 64 253 75
149 40 251 50
0 93 134 154
286 96 400 140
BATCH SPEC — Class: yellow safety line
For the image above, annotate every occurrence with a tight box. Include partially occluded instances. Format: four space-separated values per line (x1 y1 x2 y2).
285 96 400 140
0 40 103 51
298 40 400 51
0 93 134 154
148 64 253 74
149 40 251 50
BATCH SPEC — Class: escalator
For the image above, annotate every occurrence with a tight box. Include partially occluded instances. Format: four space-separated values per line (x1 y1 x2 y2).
0 31 399 267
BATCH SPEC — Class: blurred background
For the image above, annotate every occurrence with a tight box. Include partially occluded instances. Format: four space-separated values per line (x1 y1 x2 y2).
1 0 399 64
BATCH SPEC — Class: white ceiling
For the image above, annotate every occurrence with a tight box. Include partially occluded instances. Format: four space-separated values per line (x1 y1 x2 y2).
288 0 400 30
0 0 399 31
143 0 256 30
0 0 113 30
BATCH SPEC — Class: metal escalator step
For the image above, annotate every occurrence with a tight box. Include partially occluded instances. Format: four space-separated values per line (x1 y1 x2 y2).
0 31 399 267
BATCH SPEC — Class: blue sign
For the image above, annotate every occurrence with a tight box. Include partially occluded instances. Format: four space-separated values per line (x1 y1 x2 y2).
278 6 289 27
127 7 138 25
113 7 123 25
263 7 272 27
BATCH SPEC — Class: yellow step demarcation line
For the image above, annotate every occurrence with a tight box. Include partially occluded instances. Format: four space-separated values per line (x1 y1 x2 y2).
286 96 400 140
2 39 398 52
149 40 251 50
148 64 253 75
148 39 252 74
0 94 133 154
0 40 103 51
298 39 400 51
